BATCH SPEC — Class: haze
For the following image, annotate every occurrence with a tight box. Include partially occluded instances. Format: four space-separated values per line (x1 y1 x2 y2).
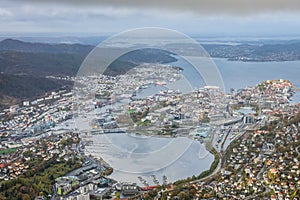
1 0 300 37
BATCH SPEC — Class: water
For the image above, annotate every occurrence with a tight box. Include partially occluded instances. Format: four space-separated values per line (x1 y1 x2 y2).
70 99 213 186
134 84 167 99
86 133 214 185
165 56 206 89
214 58 300 92
291 91 300 105
168 57 300 93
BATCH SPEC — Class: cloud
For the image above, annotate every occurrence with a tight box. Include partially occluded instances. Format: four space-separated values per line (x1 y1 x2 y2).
0 7 12 18
13 0 300 15
1 0 300 35
1 3 140 22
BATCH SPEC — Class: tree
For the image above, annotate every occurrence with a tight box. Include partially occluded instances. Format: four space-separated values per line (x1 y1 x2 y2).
23 150 33 158
22 194 30 200
115 191 120 200
178 191 189 200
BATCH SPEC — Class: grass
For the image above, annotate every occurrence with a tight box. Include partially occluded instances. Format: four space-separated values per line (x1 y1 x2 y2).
0 148 17 155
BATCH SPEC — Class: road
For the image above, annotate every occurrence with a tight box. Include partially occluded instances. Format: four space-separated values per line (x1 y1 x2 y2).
190 155 222 184
189 122 259 185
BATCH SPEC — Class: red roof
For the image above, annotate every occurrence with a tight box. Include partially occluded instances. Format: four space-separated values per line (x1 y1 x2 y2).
0 163 6 168
140 186 157 191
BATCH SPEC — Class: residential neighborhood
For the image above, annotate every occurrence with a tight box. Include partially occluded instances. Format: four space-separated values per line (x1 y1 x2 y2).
0 62 300 200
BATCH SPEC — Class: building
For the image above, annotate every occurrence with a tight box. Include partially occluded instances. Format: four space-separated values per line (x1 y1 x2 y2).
56 176 80 196
189 125 210 138
243 114 254 124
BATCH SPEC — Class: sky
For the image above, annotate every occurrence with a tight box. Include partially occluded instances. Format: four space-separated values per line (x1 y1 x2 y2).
1 1 300 37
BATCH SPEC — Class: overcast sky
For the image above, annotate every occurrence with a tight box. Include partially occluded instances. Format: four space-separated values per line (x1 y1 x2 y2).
1 1 300 37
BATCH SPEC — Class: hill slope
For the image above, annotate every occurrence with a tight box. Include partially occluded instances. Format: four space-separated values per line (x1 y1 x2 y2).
0 39 177 108
0 39 93 54
0 74 72 109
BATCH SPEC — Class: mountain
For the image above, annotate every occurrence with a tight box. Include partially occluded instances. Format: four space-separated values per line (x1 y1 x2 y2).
104 48 177 76
0 39 177 77
0 36 107 45
0 51 86 77
0 39 93 54
0 74 72 109
202 42 300 61
0 39 93 77
2 38 300 109
0 39 91 108
0 39 177 108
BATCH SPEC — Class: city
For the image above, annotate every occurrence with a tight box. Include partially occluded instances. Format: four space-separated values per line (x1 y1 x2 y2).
1 1 300 199
1 58 299 199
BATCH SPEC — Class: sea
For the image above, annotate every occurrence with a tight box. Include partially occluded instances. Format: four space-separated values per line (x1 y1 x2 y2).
168 56 300 92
